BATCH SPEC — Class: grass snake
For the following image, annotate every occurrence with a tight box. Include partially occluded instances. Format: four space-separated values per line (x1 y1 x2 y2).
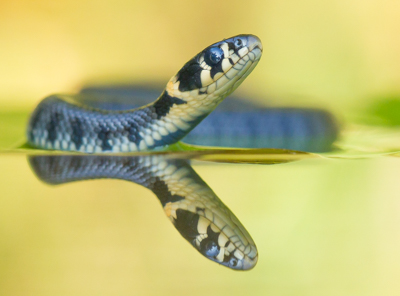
25 34 338 271
27 34 263 152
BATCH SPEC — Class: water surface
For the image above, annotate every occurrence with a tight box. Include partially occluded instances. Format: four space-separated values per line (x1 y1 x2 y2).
1 111 400 295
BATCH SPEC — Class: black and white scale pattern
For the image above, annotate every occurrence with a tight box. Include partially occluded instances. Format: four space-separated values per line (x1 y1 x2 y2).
27 35 263 153
27 91 190 153
29 155 258 270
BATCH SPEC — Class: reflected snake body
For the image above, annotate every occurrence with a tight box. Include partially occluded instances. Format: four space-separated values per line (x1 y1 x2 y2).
27 35 262 152
29 155 258 270
27 35 262 270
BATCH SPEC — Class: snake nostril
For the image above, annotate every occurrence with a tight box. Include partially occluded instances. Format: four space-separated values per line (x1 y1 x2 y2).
234 39 243 48
229 257 238 267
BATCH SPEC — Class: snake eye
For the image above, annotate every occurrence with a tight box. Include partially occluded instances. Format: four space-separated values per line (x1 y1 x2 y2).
204 240 220 257
229 257 238 267
204 47 224 65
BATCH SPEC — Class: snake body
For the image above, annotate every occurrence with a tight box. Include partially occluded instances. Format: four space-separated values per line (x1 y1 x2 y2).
29 155 258 270
27 35 262 152
79 85 339 152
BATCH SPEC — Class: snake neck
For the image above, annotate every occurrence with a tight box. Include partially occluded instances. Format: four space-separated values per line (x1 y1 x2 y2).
27 34 262 153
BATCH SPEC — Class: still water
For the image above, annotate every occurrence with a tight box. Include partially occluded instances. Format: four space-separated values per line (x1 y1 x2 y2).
1 110 400 295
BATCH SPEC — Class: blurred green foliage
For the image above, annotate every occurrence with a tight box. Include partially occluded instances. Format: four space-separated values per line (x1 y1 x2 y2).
0 111 29 149
368 96 400 126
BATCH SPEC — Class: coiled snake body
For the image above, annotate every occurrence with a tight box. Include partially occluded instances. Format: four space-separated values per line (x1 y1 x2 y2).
27 35 263 152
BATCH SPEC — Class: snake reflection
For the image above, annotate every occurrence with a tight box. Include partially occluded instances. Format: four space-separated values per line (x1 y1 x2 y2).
29 155 257 270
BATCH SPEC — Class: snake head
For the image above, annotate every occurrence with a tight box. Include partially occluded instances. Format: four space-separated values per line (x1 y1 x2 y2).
167 205 258 271
166 34 263 107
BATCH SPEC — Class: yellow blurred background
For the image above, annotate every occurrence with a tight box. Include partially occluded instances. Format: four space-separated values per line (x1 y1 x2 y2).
2 2 400 294
1 0 399 112
2 155 400 296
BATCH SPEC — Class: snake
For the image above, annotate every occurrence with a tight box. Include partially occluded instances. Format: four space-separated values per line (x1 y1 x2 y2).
27 34 263 153
29 154 258 270
24 34 338 270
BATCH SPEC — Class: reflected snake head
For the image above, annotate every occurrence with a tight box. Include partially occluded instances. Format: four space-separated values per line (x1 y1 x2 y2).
167 206 258 270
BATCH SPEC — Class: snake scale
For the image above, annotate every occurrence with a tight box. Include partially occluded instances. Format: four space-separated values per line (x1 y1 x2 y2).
29 155 258 270
25 34 338 270
27 35 263 152
26 34 263 270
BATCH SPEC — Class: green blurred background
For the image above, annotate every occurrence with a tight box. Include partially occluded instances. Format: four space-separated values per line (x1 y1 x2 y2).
1 0 399 113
